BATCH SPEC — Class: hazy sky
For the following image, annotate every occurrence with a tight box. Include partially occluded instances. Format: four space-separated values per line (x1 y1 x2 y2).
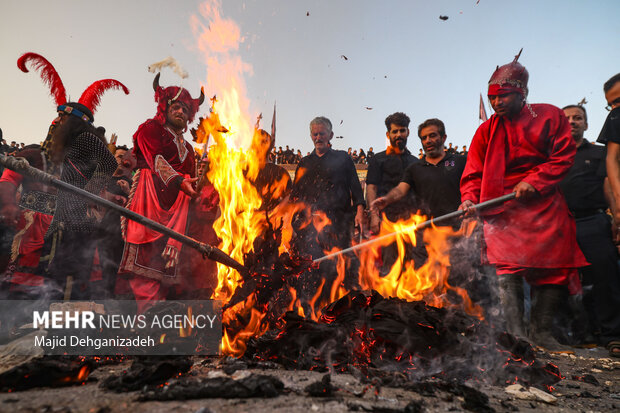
1 0 619 155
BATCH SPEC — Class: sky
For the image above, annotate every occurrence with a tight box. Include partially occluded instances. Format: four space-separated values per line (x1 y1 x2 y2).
1 0 619 156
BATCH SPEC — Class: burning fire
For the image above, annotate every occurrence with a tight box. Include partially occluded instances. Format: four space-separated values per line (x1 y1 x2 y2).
357 217 483 318
191 0 482 357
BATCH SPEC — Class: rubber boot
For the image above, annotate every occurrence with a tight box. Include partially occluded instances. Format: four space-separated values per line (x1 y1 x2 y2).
498 274 527 338
530 285 575 353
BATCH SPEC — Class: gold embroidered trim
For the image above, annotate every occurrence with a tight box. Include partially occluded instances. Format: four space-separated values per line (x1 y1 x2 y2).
155 154 180 185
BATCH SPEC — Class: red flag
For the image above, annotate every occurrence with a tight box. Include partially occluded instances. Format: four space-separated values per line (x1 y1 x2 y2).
479 93 488 122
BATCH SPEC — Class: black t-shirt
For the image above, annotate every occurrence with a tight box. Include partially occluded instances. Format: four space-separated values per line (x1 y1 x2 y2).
401 153 466 222
366 149 418 219
597 107 620 145
559 140 608 213
291 149 365 219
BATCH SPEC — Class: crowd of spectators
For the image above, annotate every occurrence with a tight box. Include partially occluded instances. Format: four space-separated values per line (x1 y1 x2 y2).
262 142 469 165
0 140 26 155
0 131 27 174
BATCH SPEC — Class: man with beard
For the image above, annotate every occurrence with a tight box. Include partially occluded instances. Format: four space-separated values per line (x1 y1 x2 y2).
371 118 466 268
118 74 204 308
559 104 620 352
39 102 119 300
366 112 418 274
290 116 365 314
595 72 620 357
458 53 587 352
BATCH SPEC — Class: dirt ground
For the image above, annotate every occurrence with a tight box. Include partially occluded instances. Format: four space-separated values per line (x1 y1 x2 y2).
0 346 618 413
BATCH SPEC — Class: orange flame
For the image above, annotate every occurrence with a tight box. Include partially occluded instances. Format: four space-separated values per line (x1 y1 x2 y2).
356 215 483 318
179 306 193 338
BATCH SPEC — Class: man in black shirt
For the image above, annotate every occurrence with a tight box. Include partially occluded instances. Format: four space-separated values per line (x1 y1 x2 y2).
291 117 364 231
371 119 466 267
366 112 418 274
562 104 620 352
290 116 365 312
596 73 620 357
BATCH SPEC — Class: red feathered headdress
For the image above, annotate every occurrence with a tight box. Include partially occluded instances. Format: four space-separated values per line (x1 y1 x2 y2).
17 52 67 106
17 52 130 123
78 79 130 115
152 73 204 125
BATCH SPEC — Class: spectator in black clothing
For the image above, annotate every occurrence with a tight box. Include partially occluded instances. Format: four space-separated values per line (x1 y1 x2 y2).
284 145 294 164
290 116 365 313
460 145 468 156
358 148 366 164
276 146 283 164
366 112 419 274
367 147 375 162
560 104 620 352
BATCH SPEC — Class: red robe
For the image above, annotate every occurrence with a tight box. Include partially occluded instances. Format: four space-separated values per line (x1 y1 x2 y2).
460 104 587 274
118 119 195 286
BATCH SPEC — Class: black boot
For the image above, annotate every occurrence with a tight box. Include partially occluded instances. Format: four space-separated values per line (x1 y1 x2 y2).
530 285 574 353
498 274 527 338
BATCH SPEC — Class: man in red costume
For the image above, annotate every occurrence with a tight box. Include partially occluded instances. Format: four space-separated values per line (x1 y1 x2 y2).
459 52 587 352
118 74 204 307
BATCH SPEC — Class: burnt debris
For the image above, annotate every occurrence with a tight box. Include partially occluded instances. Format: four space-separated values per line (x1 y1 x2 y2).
0 356 93 392
138 373 284 401
102 356 192 392
245 291 561 389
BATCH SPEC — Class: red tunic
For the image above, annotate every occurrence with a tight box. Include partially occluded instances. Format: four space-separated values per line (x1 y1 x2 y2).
0 149 54 289
460 104 587 272
118 119 195 285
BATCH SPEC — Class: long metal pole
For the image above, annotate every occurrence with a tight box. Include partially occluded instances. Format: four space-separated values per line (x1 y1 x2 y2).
0 154 247 275
313 192 517 264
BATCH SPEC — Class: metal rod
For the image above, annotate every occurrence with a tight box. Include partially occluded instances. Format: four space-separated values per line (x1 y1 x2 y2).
313 192 517 264
0 154 247 275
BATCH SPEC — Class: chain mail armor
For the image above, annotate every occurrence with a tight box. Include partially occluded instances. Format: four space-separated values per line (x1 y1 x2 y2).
47 131 117 234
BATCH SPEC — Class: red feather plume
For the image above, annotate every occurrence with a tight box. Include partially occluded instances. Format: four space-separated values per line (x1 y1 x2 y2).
78 79 130 114
17 52 67 105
